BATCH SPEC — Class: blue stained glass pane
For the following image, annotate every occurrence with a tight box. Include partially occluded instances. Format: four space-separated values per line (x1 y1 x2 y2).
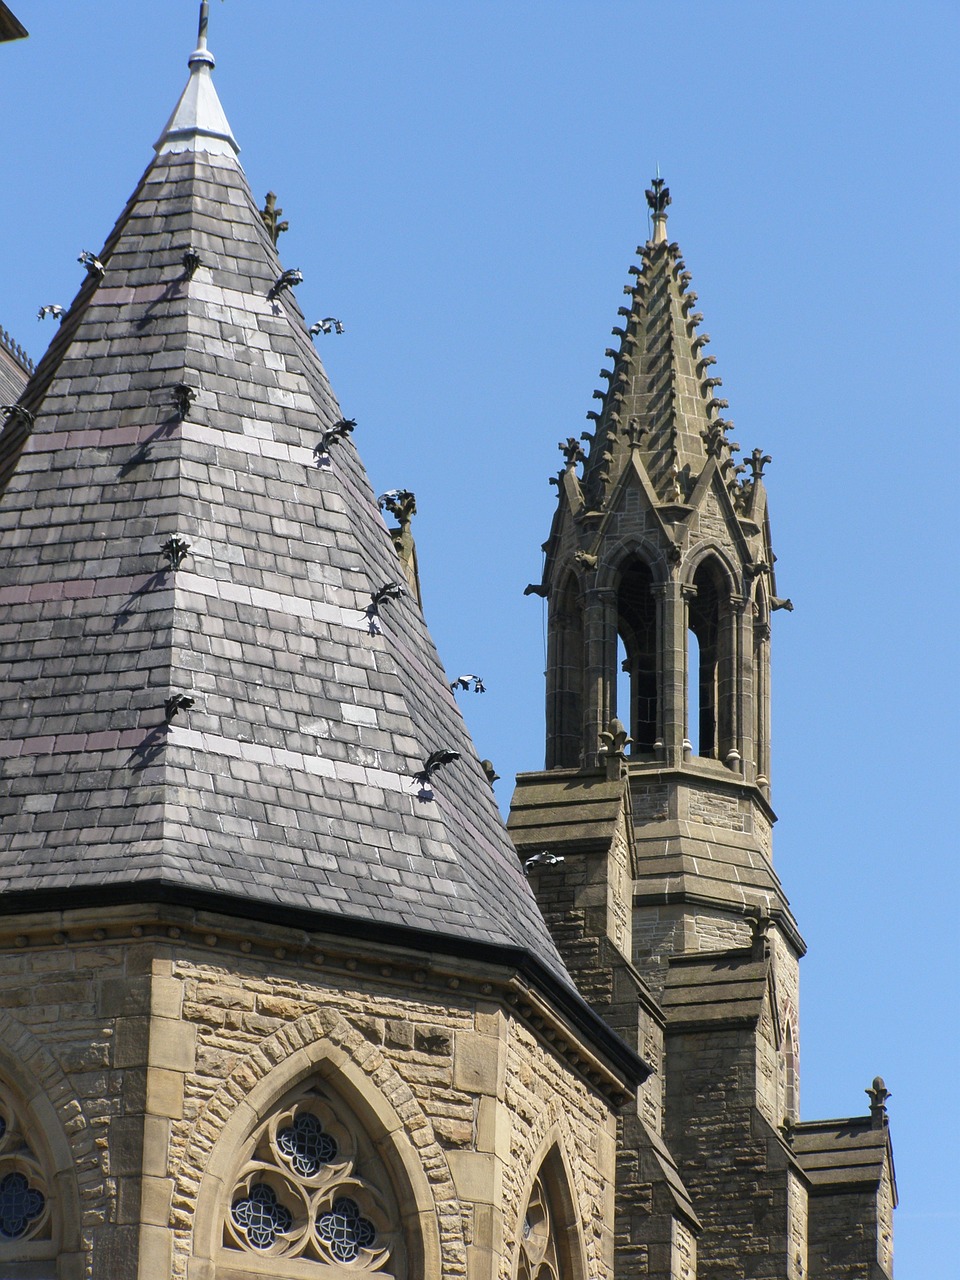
231 1183 293 1250
276 1112 338 1177
317 1196 377 1262
0 1170 45 1240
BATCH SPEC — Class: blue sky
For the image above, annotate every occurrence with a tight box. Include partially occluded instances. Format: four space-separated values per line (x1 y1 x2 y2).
3 3 957 1273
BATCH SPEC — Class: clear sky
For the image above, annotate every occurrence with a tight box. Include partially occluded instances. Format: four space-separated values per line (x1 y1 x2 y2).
3 3 957 1274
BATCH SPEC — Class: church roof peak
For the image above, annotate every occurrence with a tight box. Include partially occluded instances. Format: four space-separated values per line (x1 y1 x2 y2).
155 1 238 158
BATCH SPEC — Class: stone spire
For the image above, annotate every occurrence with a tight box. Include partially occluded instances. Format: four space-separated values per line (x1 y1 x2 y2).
578 178 743 514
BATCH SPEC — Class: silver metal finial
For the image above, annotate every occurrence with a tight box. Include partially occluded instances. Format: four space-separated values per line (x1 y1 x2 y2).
190 1 215 69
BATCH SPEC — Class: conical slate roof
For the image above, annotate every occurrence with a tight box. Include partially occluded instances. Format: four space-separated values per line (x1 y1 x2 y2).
0 30 570 990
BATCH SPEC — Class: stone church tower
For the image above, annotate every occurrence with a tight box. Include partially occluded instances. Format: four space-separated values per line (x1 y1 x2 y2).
0 9 895 1280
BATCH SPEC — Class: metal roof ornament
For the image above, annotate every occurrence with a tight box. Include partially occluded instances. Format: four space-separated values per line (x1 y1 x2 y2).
155 0 239 157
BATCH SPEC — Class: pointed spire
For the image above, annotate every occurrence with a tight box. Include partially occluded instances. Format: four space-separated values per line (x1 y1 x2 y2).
155 1 239 157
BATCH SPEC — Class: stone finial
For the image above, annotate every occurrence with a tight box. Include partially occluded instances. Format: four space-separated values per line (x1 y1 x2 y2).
558 437 586 468
746 907 772 959
599 716 631 779
260 192 289 245
748 448 772 481
480 760 500 786
378 490 421 606
866 1076 891 1128
645 177 671 245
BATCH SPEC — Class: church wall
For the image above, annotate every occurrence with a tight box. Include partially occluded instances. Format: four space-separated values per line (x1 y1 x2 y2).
664 1022 807 1280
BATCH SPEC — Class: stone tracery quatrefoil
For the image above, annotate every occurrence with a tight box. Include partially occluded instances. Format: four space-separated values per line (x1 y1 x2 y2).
0 1096 50 1246
224 1084 398 1272
517 1177 561 1280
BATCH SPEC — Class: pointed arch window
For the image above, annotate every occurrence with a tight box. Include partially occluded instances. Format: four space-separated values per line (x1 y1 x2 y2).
616 558 658 754
549 573 585 769
221 1079 405 1276
515 1149 585 1280
687 559 734 760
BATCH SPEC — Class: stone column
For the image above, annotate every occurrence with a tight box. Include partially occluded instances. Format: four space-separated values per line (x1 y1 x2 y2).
582 587 617 769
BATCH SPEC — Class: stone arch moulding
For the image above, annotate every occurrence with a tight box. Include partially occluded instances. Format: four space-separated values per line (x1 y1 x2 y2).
0 1010 93 1278
595 535 669 592
512 1129 589 1280
680 541 741 595
183 1008 450 1278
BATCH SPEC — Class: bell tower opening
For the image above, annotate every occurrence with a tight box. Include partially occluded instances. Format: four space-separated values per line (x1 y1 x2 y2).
548 573 584 769
616 558 658 754
687 559 733 760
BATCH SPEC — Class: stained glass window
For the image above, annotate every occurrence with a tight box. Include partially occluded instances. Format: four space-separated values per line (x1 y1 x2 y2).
231 1183 293 1251
317 1195 377 1262
0 1170 45 1240
276 1113 338 1178
224 1083 398 1271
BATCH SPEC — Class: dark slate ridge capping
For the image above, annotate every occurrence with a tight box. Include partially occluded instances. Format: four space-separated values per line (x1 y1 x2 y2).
633 889 807 956
0 879 650 1089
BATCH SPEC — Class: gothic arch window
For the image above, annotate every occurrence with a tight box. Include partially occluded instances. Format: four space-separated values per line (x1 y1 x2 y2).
550 572 585 768
0 1086 55 1277
616 557 658 753
220 1078 406 1277
515 1147 585 1280
687 557 733 760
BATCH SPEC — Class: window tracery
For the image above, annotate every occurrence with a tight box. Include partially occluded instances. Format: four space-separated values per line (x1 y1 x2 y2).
517 1178 562 1280
223 1081 401 1273
0 1093 50 1248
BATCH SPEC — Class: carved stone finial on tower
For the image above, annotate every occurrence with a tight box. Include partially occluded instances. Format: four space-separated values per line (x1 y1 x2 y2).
866 1076 891 1128
626 416 646 451
598 717 631 780
645 176 671 245
260 192 289 245
746 907 773 959
558 437 586 469
378 489 422 607
748 448 772 481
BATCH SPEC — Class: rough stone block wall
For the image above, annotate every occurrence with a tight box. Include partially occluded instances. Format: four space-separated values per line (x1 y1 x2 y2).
0 926 148 1279
806 1185 891 1280
0 915 624 1280
665 1025 806 1280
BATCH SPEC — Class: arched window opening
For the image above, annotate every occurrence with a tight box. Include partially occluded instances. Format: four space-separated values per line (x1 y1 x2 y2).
222 1078 406 1276
616 559 658 754
0 1087 55 1278
687 560 732 760
687 627 702 755
551 574 584 769
782 1024 798 1125
515 1146 585 1280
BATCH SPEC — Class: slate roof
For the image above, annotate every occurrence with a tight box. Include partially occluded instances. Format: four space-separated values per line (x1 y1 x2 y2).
0 31 589 1014
793 1119 896 1200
